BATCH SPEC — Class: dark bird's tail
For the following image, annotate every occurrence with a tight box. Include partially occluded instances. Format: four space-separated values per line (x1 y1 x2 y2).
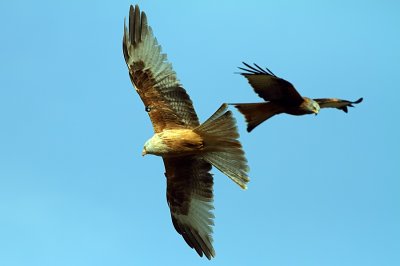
231 102 284 132
194 104 250 189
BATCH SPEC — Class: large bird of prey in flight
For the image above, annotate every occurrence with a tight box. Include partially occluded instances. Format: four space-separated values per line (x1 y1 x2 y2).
122 5 249 259
233 62 363 132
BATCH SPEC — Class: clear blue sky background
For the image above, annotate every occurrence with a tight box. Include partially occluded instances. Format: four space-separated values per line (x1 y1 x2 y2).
1 1 399 265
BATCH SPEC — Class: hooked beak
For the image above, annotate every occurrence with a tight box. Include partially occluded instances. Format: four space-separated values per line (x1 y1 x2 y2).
142 148 147 156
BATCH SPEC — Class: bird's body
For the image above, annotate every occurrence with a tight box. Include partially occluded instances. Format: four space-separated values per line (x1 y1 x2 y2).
143 129 204 157
233 62 363 132
122 5 249 259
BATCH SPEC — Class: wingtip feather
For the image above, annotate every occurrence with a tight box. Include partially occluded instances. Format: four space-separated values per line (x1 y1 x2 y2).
354 97 363 104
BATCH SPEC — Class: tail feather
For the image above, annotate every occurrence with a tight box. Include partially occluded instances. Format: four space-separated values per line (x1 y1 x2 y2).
194 104 250 189
232 102 284 132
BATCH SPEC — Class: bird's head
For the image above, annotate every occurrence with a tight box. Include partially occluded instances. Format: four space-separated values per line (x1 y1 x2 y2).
303 97 320 115
142 134 169 156
311 100 320 115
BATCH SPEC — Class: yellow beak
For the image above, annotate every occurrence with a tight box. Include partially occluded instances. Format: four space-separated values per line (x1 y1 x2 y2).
142 148 147 156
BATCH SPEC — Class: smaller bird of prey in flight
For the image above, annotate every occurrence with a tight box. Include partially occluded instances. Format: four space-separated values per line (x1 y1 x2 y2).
122 5 249 259
232 62 363 132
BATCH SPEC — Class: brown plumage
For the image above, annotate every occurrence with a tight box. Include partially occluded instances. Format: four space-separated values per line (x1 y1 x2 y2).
122 5 249 259
232 62 363 132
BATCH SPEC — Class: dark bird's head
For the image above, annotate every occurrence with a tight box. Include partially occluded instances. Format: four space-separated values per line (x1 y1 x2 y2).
301 97 320 115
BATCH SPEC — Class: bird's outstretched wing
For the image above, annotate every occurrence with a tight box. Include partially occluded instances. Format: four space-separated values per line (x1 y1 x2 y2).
314 97 363 113
163 156 215 260
239 62 304 106
123 5 199 133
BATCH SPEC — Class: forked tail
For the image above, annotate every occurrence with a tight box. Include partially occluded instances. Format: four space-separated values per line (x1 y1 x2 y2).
232 102 284 132
194 104 250 189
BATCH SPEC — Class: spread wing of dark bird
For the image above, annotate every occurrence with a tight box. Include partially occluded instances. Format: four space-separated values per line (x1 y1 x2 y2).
314 97 363 113
238 62 304 106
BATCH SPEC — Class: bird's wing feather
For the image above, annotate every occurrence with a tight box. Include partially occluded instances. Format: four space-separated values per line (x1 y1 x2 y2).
163 156 215 260
314 97 363 113
123 5 199 133
239 62 304 106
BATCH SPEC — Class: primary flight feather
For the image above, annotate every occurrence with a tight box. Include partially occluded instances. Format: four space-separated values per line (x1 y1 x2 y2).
122 5 250 259
233 62 363 132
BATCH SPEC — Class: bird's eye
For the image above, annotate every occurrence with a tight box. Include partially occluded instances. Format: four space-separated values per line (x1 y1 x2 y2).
145 106 151 112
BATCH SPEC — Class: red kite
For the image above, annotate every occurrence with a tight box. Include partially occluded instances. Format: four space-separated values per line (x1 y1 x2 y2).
233 63 363 132
122 5 249 259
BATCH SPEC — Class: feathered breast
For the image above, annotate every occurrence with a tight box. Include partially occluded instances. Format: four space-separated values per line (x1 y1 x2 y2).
159 129 204 156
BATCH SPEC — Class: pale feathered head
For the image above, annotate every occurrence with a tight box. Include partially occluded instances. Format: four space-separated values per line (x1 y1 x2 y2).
142 134 169 156
302 97 320 115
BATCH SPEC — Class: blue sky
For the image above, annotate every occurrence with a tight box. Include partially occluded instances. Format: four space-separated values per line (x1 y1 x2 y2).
0 0 399 265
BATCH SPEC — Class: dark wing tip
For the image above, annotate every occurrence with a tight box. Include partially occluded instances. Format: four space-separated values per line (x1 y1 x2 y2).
354 97 363 104
238 62 275 76
171 217 214 259
345 97 363 112
238 66 258 75
127 4 147 45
